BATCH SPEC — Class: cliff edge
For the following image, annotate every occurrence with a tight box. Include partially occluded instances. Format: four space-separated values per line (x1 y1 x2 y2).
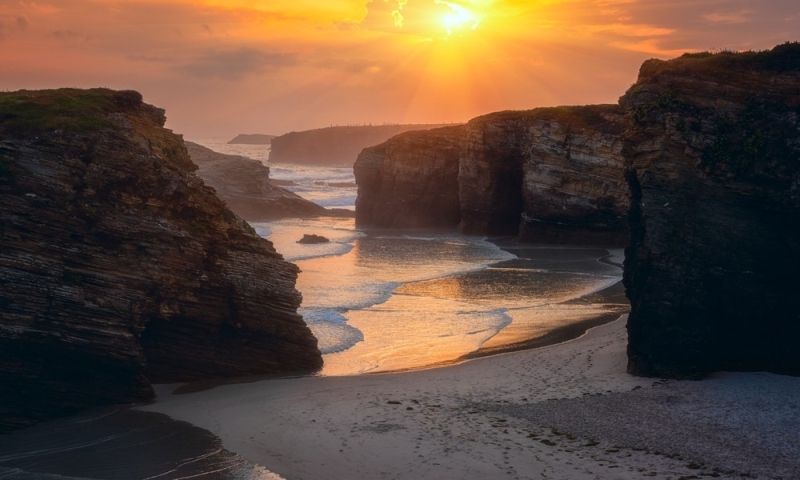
0 89 322 432
621 44 800 378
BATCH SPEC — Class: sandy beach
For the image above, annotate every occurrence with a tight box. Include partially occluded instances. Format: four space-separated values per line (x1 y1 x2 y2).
140 316 800 479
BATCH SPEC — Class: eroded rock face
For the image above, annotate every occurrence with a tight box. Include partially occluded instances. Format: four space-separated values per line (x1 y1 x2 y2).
185 141 330 221
461 106 629 242
355 126 464 228
459 112 527 235
621 45 800 378
0 89 322 432
355 107 629 244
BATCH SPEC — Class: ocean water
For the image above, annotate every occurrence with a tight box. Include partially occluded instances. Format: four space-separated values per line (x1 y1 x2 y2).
192 137 356 210
192 138 627 376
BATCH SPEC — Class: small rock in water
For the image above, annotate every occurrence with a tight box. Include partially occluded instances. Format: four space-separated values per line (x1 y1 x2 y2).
297 234 330 244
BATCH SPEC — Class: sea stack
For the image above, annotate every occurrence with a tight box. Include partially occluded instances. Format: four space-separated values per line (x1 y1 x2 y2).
0 89 323 432
354 107 630 244
460 105 629 242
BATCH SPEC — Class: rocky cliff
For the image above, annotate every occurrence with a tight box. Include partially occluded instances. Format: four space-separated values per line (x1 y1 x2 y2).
185 141 338 221
354 42 800 378
355 106 629 244
355 126 464 228
270 124 460 166
460 106 628 242
0 89 322 432
621 44 800 378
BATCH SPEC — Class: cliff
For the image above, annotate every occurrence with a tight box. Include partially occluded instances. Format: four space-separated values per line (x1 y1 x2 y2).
0 89 322 432
460 106 628 242
354 42 800 378
355 106 629 245
185 141 338 221
270 124 460 166
227 133 275 145
355 126 464 228
621 43 800 378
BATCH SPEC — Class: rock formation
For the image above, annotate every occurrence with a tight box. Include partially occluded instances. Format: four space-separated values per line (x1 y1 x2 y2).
354 42 800 378
270 124 460 166
0 89 322 432
621 44 800 378
460 106 628 243
355 126 464 228
355 107 629 244
185 141 340 221
297 234 330 244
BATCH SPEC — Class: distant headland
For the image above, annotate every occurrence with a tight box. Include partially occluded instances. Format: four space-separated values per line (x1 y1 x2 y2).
227 133 276 145
269 123 462 166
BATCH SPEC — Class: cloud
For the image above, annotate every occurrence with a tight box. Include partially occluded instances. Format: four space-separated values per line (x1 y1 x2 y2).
703 11 752 25
52 29 89 42
177 47 297 80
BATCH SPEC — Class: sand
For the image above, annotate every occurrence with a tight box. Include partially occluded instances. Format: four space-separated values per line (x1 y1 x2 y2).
139 316 800 479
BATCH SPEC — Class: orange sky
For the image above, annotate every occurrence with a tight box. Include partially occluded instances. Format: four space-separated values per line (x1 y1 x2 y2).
0 1 797 138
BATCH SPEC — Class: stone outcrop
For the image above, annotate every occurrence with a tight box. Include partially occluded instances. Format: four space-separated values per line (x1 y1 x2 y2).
355 126 464 228
355 107 629 244
621 44 800 378
185 141 339 221
460 106 628 243
0 89 322 432
270 124 460 166
354 42 800 378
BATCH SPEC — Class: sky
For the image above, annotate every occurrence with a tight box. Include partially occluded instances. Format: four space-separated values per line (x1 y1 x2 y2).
0 0 797 139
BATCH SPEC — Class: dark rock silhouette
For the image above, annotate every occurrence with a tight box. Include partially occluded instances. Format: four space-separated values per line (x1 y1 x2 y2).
297 234 330 244
621 44 800 378
355 126 464 229
0 89 322 432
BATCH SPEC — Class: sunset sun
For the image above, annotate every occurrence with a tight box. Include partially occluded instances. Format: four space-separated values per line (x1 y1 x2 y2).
436 0 484 36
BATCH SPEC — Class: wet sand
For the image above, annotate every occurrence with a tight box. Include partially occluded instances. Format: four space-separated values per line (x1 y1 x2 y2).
0 408 282 479
139 316 800 479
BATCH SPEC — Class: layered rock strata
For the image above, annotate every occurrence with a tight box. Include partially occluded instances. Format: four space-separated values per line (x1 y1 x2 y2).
354 42 800 378
460 106 628 242
355 126 464 228
185 141 336 221
355 107 629 244
0 89 322 432
621 45 800 378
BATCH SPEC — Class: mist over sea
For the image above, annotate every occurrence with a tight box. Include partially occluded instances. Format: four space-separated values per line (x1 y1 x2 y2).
195 138 627 375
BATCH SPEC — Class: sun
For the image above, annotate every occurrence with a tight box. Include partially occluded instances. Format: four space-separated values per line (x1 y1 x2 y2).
435 1 485 36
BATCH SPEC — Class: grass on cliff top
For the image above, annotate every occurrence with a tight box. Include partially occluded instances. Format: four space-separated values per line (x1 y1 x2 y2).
641 42 800 79
0 88 143 137
474 104 623 133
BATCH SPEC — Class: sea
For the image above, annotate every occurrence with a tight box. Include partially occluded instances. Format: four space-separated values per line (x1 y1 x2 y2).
193 138 628 376
0 138 629 480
